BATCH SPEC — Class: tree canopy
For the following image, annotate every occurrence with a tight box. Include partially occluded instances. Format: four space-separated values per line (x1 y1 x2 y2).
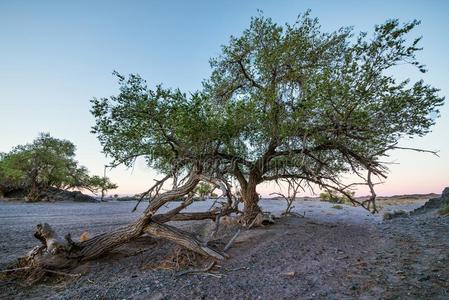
91 12 444 218
0 133 117 201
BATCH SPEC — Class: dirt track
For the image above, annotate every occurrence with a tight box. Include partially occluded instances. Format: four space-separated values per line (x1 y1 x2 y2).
1 199 448 299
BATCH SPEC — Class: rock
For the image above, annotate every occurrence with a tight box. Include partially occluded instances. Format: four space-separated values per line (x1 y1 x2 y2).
412 187 449 215
148 292 164 300
418 275 431 282
254 212 275 226
42 188 97 202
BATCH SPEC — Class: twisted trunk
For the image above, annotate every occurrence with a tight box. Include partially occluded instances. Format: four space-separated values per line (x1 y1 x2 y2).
77 168 203 260
241 176 261 224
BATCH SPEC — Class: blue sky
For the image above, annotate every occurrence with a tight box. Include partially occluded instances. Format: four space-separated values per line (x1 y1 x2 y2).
1 0 448 196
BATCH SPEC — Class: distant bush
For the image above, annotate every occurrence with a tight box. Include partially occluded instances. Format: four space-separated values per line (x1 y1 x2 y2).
194 182 215 199
332 204 343 210
319 190 354 205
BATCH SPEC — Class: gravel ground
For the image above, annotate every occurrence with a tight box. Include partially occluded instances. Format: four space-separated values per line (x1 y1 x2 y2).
0 198 448 299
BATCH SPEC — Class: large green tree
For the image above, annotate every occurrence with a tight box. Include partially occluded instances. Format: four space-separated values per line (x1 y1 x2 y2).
203 14 443 219
0 133 117 201
92 13 443 221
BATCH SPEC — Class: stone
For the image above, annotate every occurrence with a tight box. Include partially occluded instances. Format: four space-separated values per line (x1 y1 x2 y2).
412 187 449 215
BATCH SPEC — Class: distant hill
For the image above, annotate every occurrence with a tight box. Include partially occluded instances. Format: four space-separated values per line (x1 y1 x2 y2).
1 187 97 203
264 193 439 202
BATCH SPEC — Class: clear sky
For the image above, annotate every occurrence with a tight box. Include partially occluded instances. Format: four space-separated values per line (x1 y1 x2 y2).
1 0 448 197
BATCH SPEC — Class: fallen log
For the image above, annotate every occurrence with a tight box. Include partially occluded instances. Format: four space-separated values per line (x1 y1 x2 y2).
6 167 239 283
144 223 228 260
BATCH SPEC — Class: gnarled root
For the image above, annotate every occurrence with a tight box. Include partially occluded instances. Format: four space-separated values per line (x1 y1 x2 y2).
248 212 275 228
6 219 228 284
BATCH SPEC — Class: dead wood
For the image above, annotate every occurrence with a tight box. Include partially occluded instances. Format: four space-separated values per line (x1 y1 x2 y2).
175 261 216 277
0 267 32 274
144 222 228 260
223 229 241 252
7 166 240 283
41 269 81 277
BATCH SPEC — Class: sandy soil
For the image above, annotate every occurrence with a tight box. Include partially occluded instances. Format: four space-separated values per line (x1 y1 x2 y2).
0 199 448 299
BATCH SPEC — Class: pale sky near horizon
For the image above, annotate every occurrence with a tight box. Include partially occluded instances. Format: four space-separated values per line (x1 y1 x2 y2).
0 0 448 197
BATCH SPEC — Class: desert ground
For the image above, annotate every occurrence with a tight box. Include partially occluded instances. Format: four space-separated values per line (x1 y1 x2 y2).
0 197 448 299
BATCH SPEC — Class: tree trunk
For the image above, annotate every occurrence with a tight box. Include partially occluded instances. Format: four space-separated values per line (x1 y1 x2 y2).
77 169 203 260
241 181 261 224
27 180 39 202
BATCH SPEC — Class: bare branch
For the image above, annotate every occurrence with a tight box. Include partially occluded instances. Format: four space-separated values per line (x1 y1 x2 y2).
132 174 171 212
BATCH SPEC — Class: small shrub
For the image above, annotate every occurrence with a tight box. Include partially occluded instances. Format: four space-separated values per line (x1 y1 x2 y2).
320 190 354 205
332 204 343 209
383 210 409 220
438 203 449 216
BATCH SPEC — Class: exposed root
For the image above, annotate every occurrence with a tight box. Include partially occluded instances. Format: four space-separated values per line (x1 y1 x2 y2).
248 212 275 229
282 211 306 218
223 229 241 252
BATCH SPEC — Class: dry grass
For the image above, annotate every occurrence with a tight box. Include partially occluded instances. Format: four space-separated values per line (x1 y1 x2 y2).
141 247 204 272
376 197 429 206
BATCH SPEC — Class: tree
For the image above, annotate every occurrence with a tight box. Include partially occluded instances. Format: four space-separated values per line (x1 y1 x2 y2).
92 13 443 221
270 178 304 215
195 182 215 199
319 190 354 205
13 12 443 278
202 13 443 219
85 175 118 201
0 133 117 201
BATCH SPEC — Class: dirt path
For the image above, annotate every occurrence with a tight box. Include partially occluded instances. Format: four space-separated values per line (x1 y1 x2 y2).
0 200 448 299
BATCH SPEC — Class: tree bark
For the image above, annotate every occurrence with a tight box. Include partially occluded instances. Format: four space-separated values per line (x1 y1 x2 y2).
241 180 261 224
76 169 203 260
144 222 227 260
